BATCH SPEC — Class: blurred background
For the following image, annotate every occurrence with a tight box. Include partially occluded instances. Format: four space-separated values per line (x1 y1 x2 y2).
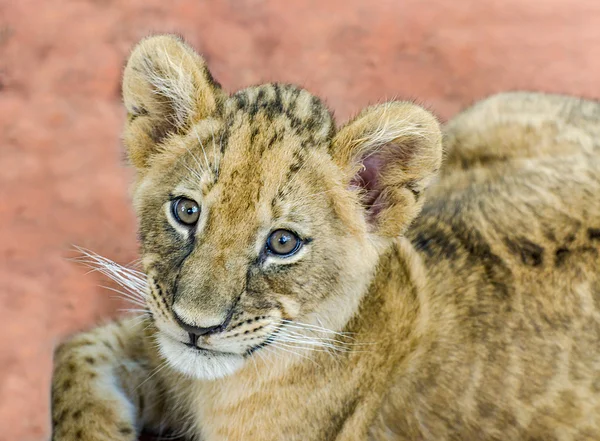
1 0 599 439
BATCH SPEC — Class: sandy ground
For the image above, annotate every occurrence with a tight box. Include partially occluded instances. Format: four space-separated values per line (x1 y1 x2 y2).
0 1 599 439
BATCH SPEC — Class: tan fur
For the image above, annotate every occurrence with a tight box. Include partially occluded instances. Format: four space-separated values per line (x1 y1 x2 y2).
52 36 600 441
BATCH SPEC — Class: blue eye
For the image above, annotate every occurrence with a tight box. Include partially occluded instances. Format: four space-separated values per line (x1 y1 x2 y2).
172 198 200 225
266 230 302 256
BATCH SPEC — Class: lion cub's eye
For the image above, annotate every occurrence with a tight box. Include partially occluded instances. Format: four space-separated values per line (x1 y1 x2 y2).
266 229 302 256
172 198 200 226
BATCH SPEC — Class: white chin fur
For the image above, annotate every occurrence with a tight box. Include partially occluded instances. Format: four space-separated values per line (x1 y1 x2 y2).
157 333 245 380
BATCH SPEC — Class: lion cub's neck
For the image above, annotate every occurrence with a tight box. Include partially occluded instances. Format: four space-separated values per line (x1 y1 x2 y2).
168 238 428 441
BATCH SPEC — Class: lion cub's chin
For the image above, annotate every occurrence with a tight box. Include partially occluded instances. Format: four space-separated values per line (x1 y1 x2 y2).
157 333 245 380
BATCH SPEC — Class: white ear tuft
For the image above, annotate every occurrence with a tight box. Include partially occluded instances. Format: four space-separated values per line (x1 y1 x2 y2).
331 101 442 237
122 35 226 170
137 49 198 129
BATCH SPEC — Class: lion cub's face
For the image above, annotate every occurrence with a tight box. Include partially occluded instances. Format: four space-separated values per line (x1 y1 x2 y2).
133 84 373 379
122 36 441 379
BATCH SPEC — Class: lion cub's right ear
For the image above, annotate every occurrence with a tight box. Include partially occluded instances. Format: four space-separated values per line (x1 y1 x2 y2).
122 35 226 170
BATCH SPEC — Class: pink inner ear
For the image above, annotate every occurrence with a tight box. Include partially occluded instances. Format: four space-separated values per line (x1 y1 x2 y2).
350 152 385 215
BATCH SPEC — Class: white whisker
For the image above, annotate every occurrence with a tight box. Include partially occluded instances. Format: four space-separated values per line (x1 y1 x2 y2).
263 342 320 367
282 326 375 347
275 335 347 353
126 314 151 329
249 355 260 377
118 308 151 314
70 247 151 312
184 144 206 175
184 162 204 182
73 256 148 290
194 128 211 172
211 127 220 175
101 285 147 305
279 319 354 337
135 359 170 392
72 255 146 279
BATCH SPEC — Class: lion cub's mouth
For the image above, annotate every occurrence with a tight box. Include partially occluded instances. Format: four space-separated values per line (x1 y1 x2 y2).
182 339 243 356
181 334 277 357
159 315 282 358
183 342 220 353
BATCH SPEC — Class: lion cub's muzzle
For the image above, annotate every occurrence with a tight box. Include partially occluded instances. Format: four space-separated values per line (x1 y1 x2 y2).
173 307 234 347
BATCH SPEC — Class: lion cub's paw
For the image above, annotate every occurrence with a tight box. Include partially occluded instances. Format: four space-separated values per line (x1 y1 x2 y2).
51 334 138 441
51 399 137 441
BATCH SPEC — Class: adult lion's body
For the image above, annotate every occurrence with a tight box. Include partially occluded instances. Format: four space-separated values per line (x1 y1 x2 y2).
51 36 600 441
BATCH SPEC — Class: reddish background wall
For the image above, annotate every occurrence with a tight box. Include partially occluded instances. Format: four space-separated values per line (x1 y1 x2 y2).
1 1 599 439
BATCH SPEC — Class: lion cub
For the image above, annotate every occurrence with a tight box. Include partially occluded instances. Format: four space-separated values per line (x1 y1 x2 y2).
51 35 600 440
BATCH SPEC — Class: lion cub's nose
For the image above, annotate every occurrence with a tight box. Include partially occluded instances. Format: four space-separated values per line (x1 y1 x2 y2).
173 313 223 345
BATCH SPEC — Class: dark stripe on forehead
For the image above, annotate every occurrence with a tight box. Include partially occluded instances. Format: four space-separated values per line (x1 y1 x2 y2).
290 147 307 170
248 89 265 118
270 149 307 209
218 108 248 155
287 87 302 115
219 122 231 155
268 131 282 148
272 83 284 113
311 95 321 113
250 127 260 145
234 93 248 110
311 95 334 138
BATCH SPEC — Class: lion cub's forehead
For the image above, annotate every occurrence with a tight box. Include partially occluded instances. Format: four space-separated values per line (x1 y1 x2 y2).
204 85 334 203
222 84 334 152
175 84 336 237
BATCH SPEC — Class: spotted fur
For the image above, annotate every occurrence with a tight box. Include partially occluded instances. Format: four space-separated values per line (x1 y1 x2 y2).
52 36 600 441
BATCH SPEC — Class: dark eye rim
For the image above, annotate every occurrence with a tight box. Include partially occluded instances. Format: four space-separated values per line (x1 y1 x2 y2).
265 229 304 257
171 197 200 226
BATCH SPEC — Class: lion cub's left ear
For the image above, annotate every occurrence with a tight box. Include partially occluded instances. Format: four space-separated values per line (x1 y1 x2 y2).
331 102 442 237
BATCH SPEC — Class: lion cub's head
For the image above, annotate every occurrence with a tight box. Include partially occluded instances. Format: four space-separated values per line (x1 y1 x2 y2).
122 35 441 379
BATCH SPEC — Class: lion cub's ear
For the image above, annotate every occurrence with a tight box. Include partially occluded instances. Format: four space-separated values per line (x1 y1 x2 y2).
122 35 226 170
331 102 442 237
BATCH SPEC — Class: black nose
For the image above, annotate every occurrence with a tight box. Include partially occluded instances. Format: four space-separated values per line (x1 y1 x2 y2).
173 314 221 345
